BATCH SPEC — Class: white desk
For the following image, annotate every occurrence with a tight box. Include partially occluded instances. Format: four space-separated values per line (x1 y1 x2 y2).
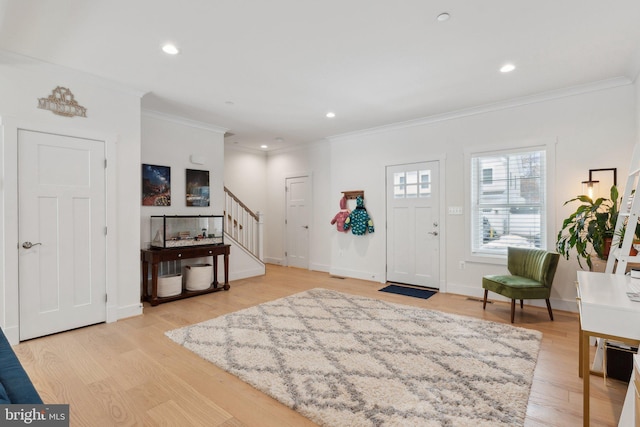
577 271 640 426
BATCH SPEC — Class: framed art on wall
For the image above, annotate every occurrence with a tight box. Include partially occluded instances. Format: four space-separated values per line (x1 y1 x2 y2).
142 164 171 206
186 169 210 207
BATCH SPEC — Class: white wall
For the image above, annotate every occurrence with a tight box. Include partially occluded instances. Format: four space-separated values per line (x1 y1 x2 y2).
140 111 226 247
224 146 268 216
263 141 332 271
0 52 143 342
140 112 264 282
636 76 640 138
256 81 637 313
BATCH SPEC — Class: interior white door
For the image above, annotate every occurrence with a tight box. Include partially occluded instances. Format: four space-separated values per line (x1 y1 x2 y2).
386 161 440 288
18 129 107 341
285 176 309 269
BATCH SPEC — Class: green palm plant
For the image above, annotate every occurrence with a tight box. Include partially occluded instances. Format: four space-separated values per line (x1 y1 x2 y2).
556 185 620 270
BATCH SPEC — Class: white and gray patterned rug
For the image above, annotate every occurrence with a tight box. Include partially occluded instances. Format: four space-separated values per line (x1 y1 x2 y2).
166 288 541 427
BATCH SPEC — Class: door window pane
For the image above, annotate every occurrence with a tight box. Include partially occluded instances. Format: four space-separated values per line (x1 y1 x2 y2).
419 169 431 197
393 172 405 198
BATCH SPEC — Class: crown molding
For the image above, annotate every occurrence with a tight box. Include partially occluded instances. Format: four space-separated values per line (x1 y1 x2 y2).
0 49 147 98
224 142 268 156
263 138 329 156
142 109 228 134
328 77 633 141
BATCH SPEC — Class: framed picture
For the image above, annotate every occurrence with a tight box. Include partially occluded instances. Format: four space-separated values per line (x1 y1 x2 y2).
186 169 210 207
142 164 171 206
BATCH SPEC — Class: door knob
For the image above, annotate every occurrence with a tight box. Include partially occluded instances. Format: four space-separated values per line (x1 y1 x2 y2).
303 225 309 229
428 231 438 236
22 241 42 249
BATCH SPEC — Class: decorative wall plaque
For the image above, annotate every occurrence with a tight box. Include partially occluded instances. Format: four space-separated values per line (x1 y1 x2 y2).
37 86 87 118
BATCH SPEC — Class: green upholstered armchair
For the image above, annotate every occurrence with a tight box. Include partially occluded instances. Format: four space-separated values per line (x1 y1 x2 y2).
482 247 560 323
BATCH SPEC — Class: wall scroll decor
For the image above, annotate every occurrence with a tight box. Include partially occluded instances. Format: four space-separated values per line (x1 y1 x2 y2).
37 86 87 118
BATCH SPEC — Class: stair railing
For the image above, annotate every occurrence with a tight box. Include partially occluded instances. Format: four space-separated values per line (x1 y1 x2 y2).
224 186 263 260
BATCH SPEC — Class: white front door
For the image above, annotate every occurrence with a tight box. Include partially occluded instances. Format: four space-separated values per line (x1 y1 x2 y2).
18 129 107 340
386 161 440 288
285 176 309 269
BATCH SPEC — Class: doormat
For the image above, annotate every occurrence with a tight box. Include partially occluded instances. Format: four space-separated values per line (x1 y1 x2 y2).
379 284 436 300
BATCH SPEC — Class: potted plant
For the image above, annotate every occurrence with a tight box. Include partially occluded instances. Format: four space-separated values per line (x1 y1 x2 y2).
556 185 620 270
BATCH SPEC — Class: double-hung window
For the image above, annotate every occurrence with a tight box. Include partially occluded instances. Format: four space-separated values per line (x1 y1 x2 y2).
470 146 547 257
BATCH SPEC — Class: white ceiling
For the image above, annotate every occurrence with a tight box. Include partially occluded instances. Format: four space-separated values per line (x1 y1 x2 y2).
1 0 640 151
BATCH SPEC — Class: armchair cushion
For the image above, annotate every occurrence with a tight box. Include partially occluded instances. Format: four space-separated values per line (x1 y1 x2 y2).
482 274 551 300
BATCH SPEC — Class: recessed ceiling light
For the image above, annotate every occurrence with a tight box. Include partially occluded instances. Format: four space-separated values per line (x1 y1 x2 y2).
162 43 180 55
260 145 268 149
436 12 450 22
326 112 336 118
500 63 516 73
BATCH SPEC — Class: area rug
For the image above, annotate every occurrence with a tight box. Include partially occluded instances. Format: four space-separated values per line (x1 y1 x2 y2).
165 288 541 427
379 284 436 300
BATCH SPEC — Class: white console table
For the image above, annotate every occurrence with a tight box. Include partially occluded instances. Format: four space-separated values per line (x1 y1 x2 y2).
577 271 640 426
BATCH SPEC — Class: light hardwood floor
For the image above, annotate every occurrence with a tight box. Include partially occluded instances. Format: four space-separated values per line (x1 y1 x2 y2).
14 264 626 426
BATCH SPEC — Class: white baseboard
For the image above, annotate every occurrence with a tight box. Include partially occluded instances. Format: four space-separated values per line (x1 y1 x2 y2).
309 262 330 273
117 303 143 320
3 325 19 345
264 256 283 265
329 267 385 283
230 266 266 281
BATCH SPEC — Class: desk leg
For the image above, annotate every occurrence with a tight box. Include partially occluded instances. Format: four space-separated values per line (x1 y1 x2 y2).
223 252 230 290
579 323 583 378
582 330 590 427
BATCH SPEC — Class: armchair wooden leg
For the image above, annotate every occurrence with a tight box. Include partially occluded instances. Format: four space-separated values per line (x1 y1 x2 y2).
545 298 554 321
520 299 524 309
483 289 488 309
511 299 515 323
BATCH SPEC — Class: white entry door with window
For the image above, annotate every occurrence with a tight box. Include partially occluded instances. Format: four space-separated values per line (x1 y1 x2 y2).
386 161 440 288
18 129 107 341
285 176 310 269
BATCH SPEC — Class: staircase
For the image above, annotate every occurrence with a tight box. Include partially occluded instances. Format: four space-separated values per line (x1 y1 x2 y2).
606 144 640 274
224 186 263 261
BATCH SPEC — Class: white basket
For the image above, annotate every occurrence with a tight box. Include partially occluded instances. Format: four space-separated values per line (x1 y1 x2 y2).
157 274 182 297
185 264 212 291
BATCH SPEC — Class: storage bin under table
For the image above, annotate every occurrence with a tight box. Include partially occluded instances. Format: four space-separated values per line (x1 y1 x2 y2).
141 244 230 306
185 264 213 291
157 273 182 297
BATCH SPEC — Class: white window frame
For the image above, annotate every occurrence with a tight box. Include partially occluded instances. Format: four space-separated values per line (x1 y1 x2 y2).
464 139 556 265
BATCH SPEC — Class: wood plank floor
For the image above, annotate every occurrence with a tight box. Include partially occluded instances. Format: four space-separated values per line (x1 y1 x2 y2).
13 264 626 426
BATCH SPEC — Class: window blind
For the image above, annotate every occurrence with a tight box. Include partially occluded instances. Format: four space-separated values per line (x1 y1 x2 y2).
470 147 546 256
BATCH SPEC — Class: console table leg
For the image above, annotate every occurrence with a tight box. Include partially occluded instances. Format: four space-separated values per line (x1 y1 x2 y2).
151 261 159 306
212 256 219 288
141 259 149 301
223 252 230 290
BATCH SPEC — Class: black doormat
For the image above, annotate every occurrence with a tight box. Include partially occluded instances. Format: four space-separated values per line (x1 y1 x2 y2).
378 284 437 300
